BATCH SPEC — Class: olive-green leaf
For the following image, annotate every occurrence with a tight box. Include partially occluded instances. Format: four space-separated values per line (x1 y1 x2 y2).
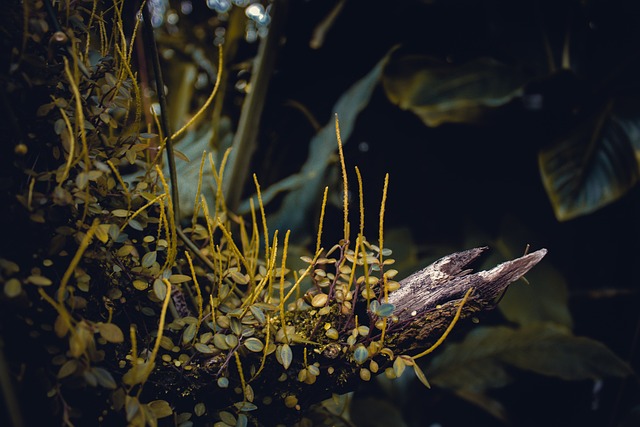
264 51 392 239
539 98 640 221
244 337 264 352
383 55 529 127
429 324 632 393
92 367 117 389
249 305 265 325
499 324 633 381
98 322 125 343
142 251 157 268
279 343 293 370
148 399 173 418
182 323 197 344
194 342 213 353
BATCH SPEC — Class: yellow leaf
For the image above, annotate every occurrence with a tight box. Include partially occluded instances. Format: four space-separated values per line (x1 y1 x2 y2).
27 275 52 286
98 322 124 343
147 400 173 418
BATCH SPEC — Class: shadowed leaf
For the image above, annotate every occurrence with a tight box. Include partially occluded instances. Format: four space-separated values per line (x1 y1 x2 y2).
429 323 632 393
383 55 529 127
539 98 640 221
264 51 392 238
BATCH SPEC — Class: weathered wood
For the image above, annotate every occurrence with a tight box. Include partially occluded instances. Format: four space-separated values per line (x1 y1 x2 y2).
176 246 547 425
387 247 547 350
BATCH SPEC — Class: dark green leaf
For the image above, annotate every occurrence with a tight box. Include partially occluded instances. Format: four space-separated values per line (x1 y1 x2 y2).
429 324 632 393
182 323 197 344
354 345 369 364
264 52 391 238
383 55 529 127
279 343 293 370
92 367 117 389
539 99 640 221
500 324 633 381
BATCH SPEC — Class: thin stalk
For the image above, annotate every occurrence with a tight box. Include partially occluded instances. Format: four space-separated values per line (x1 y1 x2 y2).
141 2 180 225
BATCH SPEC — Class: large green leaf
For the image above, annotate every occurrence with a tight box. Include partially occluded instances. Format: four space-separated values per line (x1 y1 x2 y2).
429 323 632 393
382 55 529 127
539 98 640 221
429 326 516 392
263 52 391 239
499 324 632 381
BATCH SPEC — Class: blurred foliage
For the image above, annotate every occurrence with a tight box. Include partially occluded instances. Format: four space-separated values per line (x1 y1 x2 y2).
378 1 640 222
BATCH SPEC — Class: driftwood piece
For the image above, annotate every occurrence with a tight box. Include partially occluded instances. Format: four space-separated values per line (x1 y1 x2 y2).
152 247 547 426
387 246 548 351
177 246 547 425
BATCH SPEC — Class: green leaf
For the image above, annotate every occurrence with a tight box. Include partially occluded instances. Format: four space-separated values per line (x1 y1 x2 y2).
249 305 265 325
539 98 640 221
92 367 117 389
236 414 248 427
57 359 79 379
244 337 264 352
354 345 369 364
142 251 157 269
382 54 529 127
429 324 632 393
499 324 633 381
393 356 406 378
194 342 213 353
182 323 197 344
264 51 392 238
153 278 167 301
148 399 173 418
98 322 125 343
376 303 395 318
279 343 293 370
412 361 431 389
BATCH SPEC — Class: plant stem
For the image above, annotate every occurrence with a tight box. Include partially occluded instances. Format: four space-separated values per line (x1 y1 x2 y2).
141 1 180 225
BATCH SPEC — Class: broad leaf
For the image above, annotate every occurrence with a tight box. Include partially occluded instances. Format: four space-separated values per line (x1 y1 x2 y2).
428 326 515 392
539 98 640 221
264 52 391 239
382 55 529 127
499 323 632 381
429 323 631 393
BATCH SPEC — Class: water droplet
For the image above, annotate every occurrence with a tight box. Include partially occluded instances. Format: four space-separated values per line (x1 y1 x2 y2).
207 0 231 13
181 0 193 14
233 0 250 6
358 141 369 152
